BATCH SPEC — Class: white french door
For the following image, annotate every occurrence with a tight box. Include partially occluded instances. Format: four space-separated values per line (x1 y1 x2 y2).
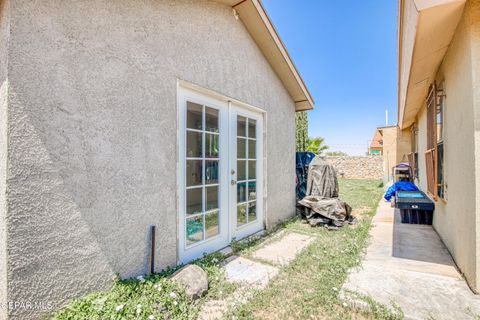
178 86 264 263
229 105 264 241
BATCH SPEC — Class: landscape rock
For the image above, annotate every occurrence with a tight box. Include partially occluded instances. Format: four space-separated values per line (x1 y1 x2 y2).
171 264 208 300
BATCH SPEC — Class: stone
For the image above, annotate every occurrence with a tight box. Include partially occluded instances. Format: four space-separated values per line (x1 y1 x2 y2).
170 264 208 300
223 256 279 289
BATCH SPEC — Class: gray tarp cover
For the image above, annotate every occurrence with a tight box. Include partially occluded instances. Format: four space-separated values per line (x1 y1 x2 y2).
306 156 339 198
298 156 353 227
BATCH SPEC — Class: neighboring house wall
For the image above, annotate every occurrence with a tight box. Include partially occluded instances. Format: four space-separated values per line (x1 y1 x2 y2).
326 156 383 180
4 0 296 318
396 127 411 164
381 127 397 182
392 126 412 180
415 1 479 291
0 1 8 319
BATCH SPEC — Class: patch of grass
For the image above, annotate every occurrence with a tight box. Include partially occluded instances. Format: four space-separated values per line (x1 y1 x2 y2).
230 179 400 320
53 252 234 320
53 272 193 320
465 306 480 320
344 291 404 320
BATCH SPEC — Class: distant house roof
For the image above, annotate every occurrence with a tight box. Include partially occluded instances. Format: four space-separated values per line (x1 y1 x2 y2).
369 129 383 149
213 0 314 111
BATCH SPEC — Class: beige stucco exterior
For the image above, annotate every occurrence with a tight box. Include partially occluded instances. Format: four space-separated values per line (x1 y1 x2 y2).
0 0 309 318
398 0 480 291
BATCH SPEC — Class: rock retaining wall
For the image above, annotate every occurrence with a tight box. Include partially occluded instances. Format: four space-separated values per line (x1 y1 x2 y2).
326 156 383 180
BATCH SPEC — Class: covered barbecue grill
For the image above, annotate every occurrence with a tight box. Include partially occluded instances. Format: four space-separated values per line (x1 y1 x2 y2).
297 155 353 228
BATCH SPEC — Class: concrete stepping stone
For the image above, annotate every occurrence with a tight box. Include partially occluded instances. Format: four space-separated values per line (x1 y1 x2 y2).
199 232 316 319
251 232 315 266
223 256 279 289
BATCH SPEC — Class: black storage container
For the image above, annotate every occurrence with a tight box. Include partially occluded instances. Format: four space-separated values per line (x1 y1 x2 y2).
395 191 434 225
400 209 433 224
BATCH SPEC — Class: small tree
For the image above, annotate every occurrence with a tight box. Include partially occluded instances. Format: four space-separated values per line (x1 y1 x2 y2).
295 111 309 152
306 137 329 155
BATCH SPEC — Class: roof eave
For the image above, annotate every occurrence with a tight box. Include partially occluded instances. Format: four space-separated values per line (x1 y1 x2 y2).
398 0 466 129
214 0 315 111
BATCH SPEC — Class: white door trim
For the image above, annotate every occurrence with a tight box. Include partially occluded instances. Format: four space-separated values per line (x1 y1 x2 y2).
177 87 230 263
177 81 266 264
178 79 266 115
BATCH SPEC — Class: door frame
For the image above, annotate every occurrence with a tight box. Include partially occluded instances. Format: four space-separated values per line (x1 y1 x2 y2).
177 86 230 264
176 80 266 264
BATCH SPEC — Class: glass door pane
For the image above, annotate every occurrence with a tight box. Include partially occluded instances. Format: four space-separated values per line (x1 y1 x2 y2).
185 102 221 246
236 116 257 226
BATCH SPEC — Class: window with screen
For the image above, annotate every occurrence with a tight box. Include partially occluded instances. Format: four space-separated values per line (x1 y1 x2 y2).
425 82 446 200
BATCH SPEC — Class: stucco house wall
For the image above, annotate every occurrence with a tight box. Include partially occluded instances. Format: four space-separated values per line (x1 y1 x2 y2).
414 1 479 291
0 1 9 319
2 0 297 318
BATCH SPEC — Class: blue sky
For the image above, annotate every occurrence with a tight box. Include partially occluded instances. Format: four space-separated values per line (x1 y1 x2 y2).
262 0 398 155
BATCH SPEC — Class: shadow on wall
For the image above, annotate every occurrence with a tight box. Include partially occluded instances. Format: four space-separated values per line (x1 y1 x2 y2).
6 91 173 318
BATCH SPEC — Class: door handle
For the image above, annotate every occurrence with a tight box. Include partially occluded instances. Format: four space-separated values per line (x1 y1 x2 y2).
231 180 237 185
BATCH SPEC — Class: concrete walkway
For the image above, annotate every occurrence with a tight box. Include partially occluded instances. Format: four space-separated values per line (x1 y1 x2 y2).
198 232 315 320
343 200 480 320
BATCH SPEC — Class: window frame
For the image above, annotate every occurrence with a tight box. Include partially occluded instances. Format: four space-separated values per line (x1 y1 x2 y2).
436 82 446 200
425 82 447 201
425 84 438 200
408 123 419 178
